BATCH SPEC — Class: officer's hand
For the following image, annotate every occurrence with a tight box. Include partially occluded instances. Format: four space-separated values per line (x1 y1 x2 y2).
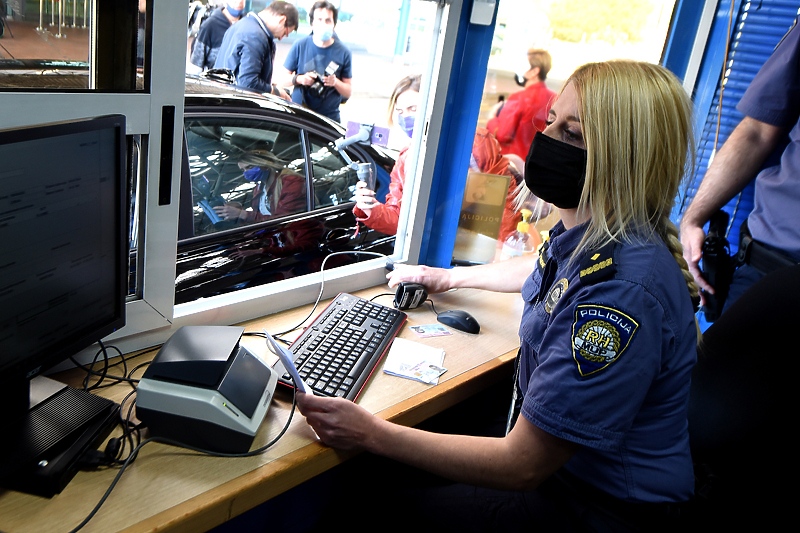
296 392 380 451
386 264 452 294
680 222 714 295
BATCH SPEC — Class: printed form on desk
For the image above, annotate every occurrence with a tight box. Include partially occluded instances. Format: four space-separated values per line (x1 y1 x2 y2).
383 338 447 385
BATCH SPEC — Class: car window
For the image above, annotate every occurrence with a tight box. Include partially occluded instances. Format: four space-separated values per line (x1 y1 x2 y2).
308 132 360 208
184 116 308 237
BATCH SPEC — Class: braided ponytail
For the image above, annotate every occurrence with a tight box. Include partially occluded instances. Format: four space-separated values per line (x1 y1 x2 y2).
659 217 700 303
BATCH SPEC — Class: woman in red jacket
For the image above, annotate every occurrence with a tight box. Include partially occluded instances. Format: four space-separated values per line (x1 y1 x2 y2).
353 75 520 241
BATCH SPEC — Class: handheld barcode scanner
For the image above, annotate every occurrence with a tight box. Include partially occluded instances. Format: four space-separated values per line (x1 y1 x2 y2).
394 282 428 310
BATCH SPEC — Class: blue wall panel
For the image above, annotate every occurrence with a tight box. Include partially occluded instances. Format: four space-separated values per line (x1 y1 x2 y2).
417 2 497 268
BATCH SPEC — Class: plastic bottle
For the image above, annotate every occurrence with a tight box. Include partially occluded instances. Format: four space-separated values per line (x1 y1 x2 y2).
500 209 535 260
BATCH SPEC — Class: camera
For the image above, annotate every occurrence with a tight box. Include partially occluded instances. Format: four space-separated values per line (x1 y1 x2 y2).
308 72 324 95
308 64 339 96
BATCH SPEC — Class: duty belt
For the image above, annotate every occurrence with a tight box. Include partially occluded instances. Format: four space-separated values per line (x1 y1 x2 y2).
737 222 799 275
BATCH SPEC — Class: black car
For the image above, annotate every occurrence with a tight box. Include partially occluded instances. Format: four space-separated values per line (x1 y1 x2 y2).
0 62 397 305
174 74 396 304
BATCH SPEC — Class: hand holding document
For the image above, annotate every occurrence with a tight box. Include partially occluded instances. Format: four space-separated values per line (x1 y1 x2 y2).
263 329 314 395
383 338 447 385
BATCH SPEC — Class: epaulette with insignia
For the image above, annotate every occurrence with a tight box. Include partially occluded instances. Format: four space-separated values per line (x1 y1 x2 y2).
537 240 550 271
579 242 617 285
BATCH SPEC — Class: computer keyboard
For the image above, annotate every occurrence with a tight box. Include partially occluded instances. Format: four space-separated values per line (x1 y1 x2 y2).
277 293 407 400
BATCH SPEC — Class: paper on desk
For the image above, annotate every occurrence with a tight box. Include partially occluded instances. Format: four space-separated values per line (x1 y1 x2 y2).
383 337 446 385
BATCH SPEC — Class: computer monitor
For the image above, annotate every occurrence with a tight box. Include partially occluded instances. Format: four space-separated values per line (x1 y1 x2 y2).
0 114 128 496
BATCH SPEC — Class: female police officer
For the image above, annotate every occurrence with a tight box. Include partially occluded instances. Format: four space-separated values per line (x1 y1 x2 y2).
296 60 700 532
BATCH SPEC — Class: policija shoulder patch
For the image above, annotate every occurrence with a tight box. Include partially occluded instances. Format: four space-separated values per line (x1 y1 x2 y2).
571 304 639 377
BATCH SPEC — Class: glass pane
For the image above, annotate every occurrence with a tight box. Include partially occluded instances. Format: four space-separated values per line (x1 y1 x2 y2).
184 116 307 238
128 134 143 298
308 132 359 209
473 0 678 266
0 1 146 91
453 172 514 265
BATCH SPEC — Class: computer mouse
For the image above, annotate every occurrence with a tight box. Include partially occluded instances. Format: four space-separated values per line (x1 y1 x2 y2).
437 309 480 334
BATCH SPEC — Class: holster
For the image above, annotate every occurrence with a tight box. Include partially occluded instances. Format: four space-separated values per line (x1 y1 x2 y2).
700 210 734 321
737 220 798 274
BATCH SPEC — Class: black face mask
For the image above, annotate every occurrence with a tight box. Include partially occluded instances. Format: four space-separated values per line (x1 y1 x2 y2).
524 131 587 209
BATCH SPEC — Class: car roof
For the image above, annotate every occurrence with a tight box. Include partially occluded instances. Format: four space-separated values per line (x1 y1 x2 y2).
183 74 347 133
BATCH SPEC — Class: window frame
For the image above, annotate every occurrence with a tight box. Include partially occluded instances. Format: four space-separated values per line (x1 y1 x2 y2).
104 0 462 356
2 1 468 359
1 3 187 364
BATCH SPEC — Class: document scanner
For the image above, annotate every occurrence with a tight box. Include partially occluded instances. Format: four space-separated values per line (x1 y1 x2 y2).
137 325 277 453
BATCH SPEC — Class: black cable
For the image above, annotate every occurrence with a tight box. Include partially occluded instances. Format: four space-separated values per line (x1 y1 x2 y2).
245 330 290 346
69 249 390 529
85 341 110 390
271 251 389 339
117 390 143 464
0 41 14 60
68 386 299 533
70 341 139 390
369 292 395 303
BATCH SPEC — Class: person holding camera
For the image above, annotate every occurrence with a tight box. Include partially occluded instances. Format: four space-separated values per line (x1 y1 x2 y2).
283 1 353 122
213 149 306 225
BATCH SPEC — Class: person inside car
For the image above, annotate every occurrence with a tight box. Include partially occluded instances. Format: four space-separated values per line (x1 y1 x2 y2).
213 149 306 224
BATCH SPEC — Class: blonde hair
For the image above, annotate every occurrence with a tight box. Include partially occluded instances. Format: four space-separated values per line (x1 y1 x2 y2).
387 74 422 126
239 149 284 170
527 49 552 80
570 61 699 301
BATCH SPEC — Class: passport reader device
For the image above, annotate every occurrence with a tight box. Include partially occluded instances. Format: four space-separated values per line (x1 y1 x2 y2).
137 326 277 453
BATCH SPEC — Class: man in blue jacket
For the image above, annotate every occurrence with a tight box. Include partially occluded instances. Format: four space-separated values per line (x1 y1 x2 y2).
214 1 298 98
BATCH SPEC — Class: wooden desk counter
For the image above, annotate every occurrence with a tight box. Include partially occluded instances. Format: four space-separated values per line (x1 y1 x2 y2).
0 286 523 533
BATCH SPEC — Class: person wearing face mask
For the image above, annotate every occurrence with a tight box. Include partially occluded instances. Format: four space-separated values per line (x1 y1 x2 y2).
214 1 298 98
295 61 700 532
351 74 420 235
283 1 353 122
353 75 520 240
213 149 306 224
188 1 247 73
486 49 557 161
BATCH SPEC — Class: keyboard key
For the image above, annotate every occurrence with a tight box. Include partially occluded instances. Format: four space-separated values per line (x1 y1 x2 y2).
277 293 407 401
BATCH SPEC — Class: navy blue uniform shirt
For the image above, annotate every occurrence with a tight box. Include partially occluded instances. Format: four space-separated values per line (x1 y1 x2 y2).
519 221 696 503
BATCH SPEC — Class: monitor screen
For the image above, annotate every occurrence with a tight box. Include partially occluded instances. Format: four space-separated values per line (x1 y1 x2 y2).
0 114 127 394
